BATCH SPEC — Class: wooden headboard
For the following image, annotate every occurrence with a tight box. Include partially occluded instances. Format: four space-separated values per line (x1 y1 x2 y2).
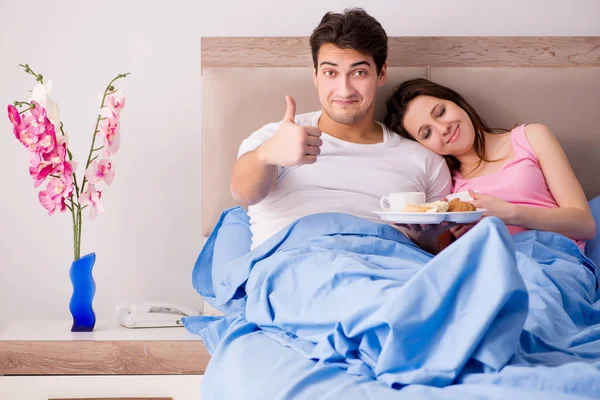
201 37 600 237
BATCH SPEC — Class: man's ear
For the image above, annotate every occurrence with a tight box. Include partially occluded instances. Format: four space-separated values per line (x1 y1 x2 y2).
313 67 318 87
378 63 388 87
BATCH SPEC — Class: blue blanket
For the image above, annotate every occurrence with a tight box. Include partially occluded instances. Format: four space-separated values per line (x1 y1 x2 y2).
185 213 600 399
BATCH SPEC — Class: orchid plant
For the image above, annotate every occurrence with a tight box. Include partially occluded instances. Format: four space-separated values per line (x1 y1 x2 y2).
6 64 129 261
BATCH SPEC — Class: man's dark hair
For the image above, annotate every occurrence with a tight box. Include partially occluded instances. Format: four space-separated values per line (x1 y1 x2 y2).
309 8 388 75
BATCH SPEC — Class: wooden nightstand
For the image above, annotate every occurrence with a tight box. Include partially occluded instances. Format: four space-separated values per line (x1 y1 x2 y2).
0 320 210 400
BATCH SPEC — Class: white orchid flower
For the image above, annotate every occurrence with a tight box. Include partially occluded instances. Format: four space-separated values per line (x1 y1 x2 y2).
30 80 61 131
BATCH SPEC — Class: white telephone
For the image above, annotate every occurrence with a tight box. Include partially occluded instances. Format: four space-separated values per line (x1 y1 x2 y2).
116 302 201 328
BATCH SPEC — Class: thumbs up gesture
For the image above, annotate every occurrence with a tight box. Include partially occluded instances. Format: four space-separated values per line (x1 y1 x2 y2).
257 96 323 167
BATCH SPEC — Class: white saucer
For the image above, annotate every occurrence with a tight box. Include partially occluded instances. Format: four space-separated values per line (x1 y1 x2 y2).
373 209 487 224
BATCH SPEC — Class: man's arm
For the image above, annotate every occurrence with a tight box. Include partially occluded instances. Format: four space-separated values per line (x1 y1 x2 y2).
230 96 322 206
230 149 278 206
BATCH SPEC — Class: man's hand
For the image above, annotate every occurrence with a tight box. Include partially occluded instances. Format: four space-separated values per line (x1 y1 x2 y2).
256 96 323 167
449 223 477 239
396 221 456 242
395 221 457 254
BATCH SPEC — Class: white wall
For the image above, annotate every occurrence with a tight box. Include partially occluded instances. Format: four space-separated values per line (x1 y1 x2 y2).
1 0 599 331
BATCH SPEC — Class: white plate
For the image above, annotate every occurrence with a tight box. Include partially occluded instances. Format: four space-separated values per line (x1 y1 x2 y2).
373 209 486 224
443 209 487 223
373 210 446 224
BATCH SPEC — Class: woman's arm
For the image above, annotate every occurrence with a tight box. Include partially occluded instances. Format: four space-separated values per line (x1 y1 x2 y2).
473 124 595 241
516 124 595 240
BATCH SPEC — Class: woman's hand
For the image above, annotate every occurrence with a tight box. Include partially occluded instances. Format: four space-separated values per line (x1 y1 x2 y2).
469 189 517 224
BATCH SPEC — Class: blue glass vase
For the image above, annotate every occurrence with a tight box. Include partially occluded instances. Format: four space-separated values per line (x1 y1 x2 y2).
69 252 96 332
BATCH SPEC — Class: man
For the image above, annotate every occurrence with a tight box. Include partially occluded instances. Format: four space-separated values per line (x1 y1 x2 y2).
230 8 452 253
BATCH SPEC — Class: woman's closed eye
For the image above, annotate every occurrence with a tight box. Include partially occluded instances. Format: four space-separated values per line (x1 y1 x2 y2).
420 106 446 140
422 128 431 140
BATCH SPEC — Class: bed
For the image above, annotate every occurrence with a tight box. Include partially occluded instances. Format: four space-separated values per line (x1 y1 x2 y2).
189 37 600 399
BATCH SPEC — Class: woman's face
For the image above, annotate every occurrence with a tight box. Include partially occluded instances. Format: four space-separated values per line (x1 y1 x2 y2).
401 95 475 157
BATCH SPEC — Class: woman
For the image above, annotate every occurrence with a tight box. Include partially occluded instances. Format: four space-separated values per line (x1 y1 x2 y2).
384 78 596 248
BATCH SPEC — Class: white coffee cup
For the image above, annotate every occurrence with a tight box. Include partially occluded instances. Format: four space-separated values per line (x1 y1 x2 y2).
380 192 426 212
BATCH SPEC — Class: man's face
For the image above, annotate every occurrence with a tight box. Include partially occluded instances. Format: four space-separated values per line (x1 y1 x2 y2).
313 43 387 125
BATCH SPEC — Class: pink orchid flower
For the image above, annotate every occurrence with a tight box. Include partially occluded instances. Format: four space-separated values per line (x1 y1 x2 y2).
34 120 58 155
52 159 74 178
42 142 66 167
7 104 20 125
104 129 120 156
85 159 115 185
38 189 66 216
22 101 47 132
80 184 104 220
7 105 22 139
99 105 117 120
46 175 74 201
105 91 126 115
29 145 71 186
17 122 40 151
98 117 120 156
29 152 42 169
27 143 67 188
17 101 51 151
29 163 54 188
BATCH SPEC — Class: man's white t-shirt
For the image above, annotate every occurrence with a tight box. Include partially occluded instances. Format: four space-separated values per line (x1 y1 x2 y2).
238 111 452 249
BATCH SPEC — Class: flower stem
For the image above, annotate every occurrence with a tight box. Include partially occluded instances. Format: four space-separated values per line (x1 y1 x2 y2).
19 64 44 83
69 196 78 260
77 207 82 260
60 123 82 200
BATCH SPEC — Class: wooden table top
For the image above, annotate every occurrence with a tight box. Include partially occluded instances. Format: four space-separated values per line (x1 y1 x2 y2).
0 320 210 375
